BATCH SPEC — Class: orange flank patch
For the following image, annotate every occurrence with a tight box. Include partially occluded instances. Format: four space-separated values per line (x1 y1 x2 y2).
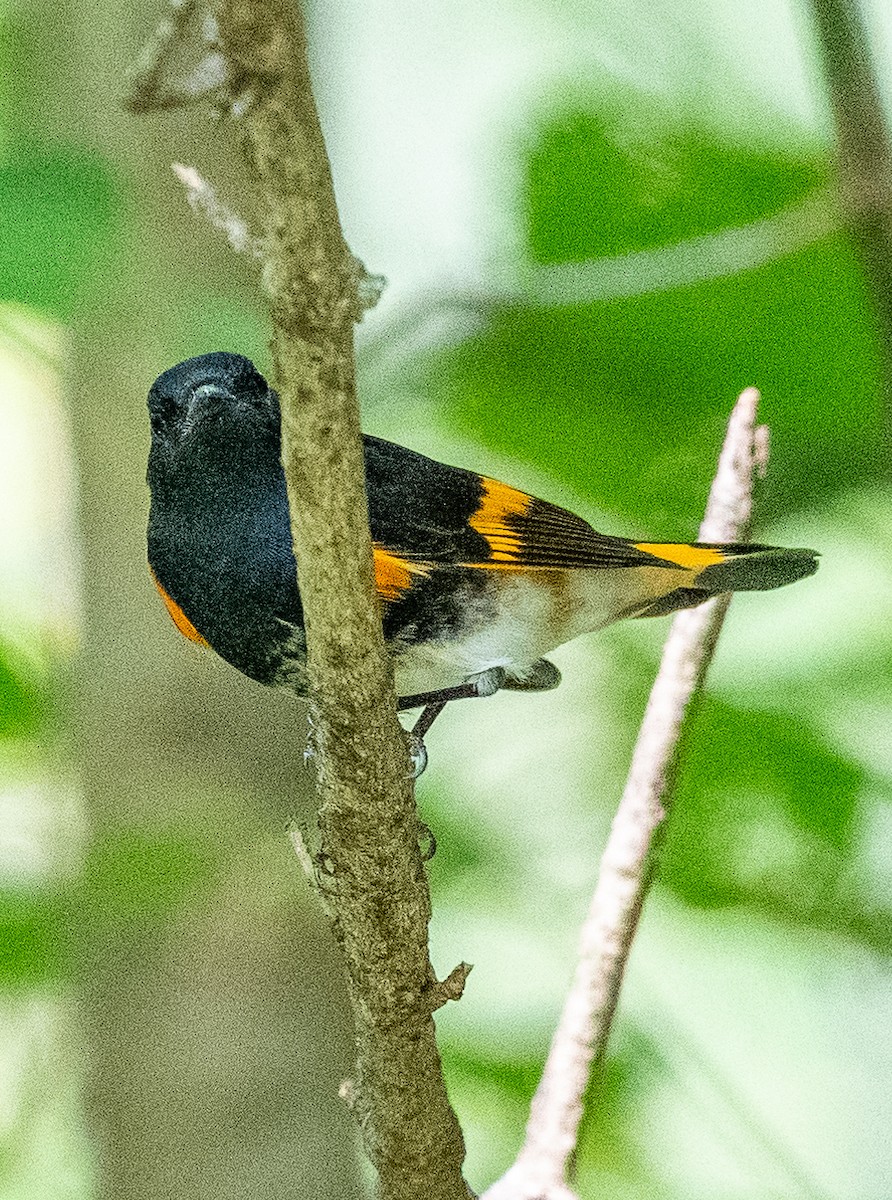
635 543 725 571
373 545 430 602
151 571 209 646
469 477 532 563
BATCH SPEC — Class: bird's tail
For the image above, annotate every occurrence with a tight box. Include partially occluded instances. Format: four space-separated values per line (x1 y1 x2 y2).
632 542 819 618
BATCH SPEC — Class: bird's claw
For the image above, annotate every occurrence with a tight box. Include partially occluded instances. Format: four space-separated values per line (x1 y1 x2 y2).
467 664 506 698
406 732 429 779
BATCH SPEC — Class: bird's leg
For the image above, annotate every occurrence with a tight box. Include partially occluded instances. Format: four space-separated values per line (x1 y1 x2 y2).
411 700 447 743
397 664 507 712
401 666 506 778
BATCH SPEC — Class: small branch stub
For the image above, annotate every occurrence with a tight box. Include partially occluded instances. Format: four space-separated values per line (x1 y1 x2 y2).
127 0 227 112
427 962 474 1012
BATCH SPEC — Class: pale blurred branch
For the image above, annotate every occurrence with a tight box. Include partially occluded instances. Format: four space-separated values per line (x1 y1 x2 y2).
171 163 265 259
483 389 767 1200
130 2 472 1198
807 0 892 435
359 188 837 378
523 189 836 305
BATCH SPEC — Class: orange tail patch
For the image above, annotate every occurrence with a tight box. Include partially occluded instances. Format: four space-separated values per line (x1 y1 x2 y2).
635 543 725 571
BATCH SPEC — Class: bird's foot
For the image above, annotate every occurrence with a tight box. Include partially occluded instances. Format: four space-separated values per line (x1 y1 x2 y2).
406 729 429 779
501 657 561 692
398 666 510 778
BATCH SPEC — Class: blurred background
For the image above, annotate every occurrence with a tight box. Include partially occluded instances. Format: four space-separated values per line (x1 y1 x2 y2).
2 0 891 1196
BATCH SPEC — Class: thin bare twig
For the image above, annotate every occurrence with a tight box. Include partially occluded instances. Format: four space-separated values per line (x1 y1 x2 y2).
483 388 767 1200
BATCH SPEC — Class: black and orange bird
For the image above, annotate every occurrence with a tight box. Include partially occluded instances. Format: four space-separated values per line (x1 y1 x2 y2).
146 353 818 768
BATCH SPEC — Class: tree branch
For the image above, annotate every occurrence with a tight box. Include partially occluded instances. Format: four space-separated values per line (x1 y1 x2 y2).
807 0 892 434
132 2 471 1196
212 4 470 1197
482 389 768 1200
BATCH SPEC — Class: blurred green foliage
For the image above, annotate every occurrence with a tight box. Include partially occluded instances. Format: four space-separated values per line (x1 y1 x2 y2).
0 145 118 317
438 234 883 527
0 830 216 993
0 642 45 738
402 84 891 1199
0 891 67 986
525 105 827 260
2 6 891 1200
435 107 883 533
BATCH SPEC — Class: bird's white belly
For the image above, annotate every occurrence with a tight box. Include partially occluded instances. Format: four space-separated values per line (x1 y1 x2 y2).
392 566 671 696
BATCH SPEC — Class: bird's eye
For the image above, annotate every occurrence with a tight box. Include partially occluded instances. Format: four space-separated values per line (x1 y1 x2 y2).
148 391 179 435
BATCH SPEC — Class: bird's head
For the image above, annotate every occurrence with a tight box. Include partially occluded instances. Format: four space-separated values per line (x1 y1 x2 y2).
147 352 281 492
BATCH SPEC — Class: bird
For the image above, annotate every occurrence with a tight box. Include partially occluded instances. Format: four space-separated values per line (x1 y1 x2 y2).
146 352 818 769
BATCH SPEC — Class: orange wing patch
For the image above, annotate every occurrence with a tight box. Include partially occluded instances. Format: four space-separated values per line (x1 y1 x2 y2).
373 545 431 602
151 570 209 646
635 543 725 571
468 477 532 563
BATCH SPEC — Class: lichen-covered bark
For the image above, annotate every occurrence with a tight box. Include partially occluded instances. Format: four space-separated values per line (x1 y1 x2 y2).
214 2 469 1196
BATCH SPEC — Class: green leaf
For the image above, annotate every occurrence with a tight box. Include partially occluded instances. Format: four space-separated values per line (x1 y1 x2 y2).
525 103 826 264
0 892 67 985
661 695 864 914
436 231 882 528
0 640 45 738
429 100 881 524
0 144 118 317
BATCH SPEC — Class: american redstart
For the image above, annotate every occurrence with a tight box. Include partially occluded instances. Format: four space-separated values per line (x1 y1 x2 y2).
147 352 818 764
